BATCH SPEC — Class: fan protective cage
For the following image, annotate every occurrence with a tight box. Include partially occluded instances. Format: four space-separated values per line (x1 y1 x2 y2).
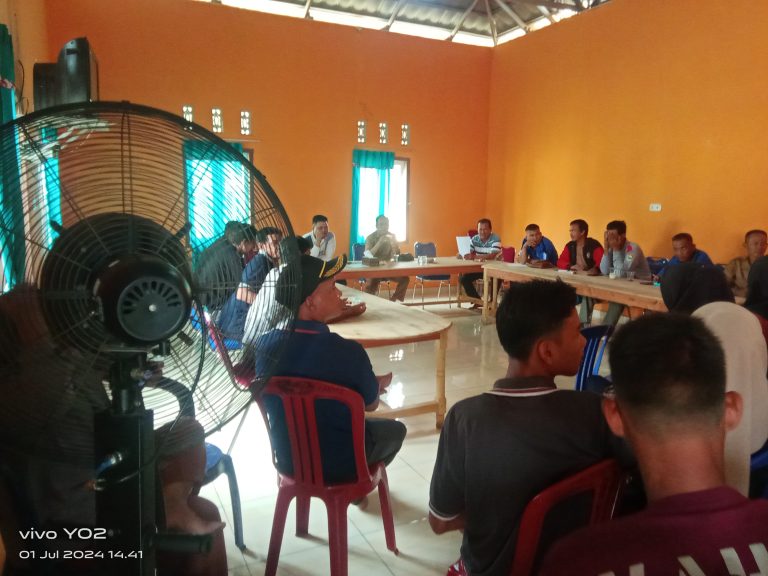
0 101 298 464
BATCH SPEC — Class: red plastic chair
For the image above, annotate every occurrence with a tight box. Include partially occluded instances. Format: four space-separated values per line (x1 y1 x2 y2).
204 310 256 391
509 459 624 576
203 310 259 455
501 246 516 263
259 376 398 576
468 228 478 237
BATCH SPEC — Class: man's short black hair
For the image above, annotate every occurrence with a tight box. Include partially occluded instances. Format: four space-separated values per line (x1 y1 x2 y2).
224 220 243 244
256 226 283 243
230 223 258 245
745 229 768 242
376 214 388 224
570 219 588 235
478 218 492 228
496 280 577 360
606 220 627 236
295 235 313 254
524 223 540 233
609 313 726 426
672 232 693 243
312 214 328 225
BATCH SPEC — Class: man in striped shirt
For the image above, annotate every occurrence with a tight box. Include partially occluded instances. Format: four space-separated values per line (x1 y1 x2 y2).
459 218 502 306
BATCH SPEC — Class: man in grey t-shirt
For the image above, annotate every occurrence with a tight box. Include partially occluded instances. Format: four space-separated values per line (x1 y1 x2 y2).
598 220 651 325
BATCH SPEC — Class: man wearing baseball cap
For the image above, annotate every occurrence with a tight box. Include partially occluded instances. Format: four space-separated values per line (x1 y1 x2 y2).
255 254 406 486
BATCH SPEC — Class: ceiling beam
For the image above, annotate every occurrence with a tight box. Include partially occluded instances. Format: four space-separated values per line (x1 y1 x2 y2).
537 6 557 23
383 0 408 30
447 0 480 40
511 0 578 10
493 0 529 32
484 0 498 46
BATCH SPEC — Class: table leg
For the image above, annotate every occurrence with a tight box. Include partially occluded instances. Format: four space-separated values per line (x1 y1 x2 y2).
436 331 447 428
482 267 490 323
492 277 499 316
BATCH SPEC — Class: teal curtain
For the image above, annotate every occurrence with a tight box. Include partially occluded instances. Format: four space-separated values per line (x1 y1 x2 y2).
350 149 394 255
0 24 23 290
184 140 249 261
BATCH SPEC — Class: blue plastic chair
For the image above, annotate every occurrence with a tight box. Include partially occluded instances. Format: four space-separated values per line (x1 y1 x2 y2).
352 242 365 261
575 325 614 392
203 444 245 550
155 378 247 551
750 441 768 499
412 242 451 308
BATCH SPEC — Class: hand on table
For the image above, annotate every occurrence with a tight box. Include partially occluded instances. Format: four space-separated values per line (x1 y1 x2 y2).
328 299 366 323
377 371 393 394
343 299 366 317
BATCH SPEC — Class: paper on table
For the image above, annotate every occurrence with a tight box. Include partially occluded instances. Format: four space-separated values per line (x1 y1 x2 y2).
456 236 472 257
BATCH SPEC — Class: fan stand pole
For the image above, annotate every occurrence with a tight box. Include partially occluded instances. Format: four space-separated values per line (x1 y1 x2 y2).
95 354 156 576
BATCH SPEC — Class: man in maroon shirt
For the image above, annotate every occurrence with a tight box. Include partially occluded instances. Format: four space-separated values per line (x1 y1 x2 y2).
541 314 768 575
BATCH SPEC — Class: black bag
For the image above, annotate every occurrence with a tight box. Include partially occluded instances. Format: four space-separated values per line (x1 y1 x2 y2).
397 253 414 262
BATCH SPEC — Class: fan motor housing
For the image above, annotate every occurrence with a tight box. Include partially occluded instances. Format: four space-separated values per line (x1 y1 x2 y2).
96 255 191 345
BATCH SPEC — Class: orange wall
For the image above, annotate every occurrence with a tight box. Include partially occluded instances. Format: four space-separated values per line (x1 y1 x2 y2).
43 0 491 256
488 0 768 263
2 0 49 111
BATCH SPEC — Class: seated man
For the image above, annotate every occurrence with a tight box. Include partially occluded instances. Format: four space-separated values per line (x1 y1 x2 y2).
598 220 651 325
216 226 282 340
725 229 768 297
657 232 713 276
255 254 406 485
429 280 624 576
459 218 501 306
541 314 768 575
364 215 409 302
242 236 365 344
304 213 336 261
515 223 558 267
557 219 604 324
193 221 250 310
0 288 227 576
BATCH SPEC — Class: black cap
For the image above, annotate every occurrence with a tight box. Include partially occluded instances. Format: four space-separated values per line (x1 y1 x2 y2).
276 254 347 307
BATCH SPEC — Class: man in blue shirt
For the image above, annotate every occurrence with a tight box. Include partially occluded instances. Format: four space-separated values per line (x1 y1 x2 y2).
216 226 282 339
658 232 714 277
256 254 406 484
515 224 558 267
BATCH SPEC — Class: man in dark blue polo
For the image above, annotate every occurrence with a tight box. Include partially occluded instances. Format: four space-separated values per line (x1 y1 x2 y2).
255 254 406 484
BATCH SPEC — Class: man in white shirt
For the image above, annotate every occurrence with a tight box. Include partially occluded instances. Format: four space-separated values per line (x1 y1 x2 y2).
304 214 336 261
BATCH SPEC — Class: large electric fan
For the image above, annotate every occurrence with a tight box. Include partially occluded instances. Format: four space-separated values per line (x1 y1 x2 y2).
0 101 301 575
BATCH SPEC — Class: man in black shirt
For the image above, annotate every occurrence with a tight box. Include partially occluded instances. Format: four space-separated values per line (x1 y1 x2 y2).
429 280 622 576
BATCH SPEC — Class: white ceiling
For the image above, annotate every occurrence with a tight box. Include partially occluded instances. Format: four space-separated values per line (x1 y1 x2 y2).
205 0 610 47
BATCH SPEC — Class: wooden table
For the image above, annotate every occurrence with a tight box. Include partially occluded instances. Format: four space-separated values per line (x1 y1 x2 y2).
481 262 668 322
337 259 483 306
330 285 452 427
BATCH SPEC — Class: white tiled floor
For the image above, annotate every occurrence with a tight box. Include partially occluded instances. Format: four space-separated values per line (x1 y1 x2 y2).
201 293 582 575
